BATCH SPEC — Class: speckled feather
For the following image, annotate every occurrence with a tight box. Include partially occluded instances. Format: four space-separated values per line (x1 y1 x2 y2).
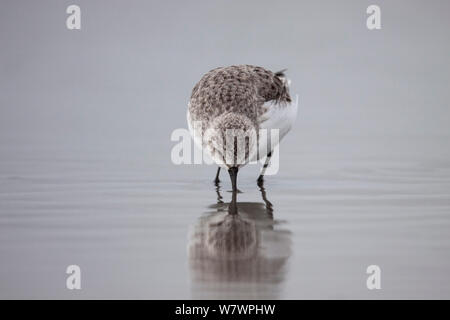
187 65 295 167
188 65 291 132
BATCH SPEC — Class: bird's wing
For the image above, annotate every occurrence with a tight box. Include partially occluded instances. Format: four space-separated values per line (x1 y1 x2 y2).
251 67 297 140
260 96 298 136
258 95 298 154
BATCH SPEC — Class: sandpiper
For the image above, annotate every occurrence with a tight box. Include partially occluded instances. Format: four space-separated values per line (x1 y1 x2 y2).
187 65 297 210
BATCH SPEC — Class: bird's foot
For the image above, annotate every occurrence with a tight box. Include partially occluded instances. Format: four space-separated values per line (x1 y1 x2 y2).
257 175 264 186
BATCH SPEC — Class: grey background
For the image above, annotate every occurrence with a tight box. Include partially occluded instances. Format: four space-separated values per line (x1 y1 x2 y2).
1 0 450 299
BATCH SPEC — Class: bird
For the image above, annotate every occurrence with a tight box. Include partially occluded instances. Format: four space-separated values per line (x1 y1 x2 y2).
187 65 297 212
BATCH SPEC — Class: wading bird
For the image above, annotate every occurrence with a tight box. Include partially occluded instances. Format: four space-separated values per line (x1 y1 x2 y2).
187 65 297 212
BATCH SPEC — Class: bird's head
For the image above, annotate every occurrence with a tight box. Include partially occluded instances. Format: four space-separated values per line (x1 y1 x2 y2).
204 113 257 168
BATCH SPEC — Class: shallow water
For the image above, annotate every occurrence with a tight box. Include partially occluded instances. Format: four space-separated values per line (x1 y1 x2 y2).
1 135 449 299
1 0 450 299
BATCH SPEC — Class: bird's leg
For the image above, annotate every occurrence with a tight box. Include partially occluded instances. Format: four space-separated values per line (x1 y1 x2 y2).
214 167 221 183
257 178 273 216
228 167 239 214
257 151 272 183
214 178 223 204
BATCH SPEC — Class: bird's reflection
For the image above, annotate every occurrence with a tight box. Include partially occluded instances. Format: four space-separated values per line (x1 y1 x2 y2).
188 181 291 299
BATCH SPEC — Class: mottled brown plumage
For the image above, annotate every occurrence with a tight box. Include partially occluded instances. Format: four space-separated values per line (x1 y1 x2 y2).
188 65 291 133
187 65 297 195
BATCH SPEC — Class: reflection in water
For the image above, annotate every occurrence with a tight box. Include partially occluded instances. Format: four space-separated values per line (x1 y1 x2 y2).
188 181 291 299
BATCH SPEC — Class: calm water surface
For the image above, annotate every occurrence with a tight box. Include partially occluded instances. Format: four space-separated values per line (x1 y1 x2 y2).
1 135 450 299
2 0 450 300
